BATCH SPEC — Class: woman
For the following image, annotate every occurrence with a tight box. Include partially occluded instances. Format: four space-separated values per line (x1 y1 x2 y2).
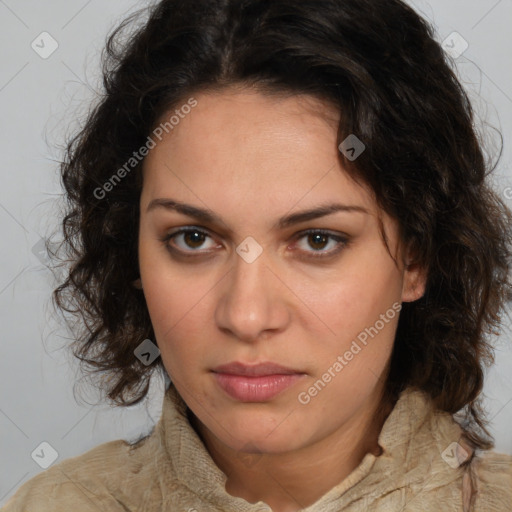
3 0 512 510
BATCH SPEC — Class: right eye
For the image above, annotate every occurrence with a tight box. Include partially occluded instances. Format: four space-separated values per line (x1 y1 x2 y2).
161 227 220 256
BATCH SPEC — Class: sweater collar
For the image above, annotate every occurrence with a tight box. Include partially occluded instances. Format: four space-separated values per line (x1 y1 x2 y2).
157 383 468 510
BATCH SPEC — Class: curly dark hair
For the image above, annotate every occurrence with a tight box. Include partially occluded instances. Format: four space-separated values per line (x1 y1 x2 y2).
51 0 512 451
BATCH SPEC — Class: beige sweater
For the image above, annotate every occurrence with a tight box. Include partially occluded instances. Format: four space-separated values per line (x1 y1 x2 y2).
2 384 511 511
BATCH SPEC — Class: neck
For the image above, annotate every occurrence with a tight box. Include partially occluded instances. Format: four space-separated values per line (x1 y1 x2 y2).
191 390 395 512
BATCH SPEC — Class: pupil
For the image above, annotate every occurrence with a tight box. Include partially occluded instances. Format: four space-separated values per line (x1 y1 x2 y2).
310 234 327 250
186 231 204 248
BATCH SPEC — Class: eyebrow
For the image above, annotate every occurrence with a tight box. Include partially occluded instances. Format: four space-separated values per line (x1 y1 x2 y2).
146 198 369 230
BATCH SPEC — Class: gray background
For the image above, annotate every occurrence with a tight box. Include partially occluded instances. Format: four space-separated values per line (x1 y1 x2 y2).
1 0 511 506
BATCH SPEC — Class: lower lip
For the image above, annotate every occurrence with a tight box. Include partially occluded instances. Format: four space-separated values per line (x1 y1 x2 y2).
213 373 304 402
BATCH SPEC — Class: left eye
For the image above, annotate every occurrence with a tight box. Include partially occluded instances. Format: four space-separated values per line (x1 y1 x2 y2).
294 230 347 256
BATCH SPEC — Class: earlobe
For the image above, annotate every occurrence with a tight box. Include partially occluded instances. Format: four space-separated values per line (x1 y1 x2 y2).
132 278 143 290
402 262 427 303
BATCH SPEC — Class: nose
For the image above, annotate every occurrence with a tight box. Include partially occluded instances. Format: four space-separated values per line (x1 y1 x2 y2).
214 247 291 343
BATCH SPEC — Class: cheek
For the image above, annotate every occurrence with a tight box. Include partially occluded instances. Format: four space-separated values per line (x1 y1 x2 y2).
142 281 206 351
138 235 202 332
299 254 402 339
139 269 214 375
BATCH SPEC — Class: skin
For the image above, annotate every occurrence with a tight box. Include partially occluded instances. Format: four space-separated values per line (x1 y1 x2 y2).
138 86 426 512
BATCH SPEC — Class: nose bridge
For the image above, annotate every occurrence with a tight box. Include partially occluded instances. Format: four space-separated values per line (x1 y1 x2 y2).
215 241 289 341
231 252 266 301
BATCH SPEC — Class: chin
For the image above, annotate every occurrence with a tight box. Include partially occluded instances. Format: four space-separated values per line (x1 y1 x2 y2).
229 433 303 455
211 411 308 453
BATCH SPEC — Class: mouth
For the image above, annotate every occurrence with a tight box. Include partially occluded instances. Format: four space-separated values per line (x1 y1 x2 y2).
211 362 306 402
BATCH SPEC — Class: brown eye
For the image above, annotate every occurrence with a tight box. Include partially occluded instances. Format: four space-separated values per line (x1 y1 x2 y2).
307 233 329 251
294 230 348 258
181 230 208 249
162 228 217 254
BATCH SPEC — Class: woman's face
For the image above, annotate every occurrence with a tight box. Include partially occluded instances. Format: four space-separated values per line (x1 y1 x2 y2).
138 88 424 455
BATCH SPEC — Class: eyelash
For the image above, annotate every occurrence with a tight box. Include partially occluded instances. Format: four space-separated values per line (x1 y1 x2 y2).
160 227 349 260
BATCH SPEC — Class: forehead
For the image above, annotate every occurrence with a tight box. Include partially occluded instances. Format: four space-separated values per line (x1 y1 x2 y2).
141 88 375 216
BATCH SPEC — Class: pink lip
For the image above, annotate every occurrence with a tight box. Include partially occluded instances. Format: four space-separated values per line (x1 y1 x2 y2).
212 362 305 402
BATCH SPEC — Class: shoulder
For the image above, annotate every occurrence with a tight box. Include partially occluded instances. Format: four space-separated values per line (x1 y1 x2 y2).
471 449 512 510
1 432 159 512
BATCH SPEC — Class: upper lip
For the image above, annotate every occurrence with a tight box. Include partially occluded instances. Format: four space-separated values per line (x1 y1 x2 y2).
212 362 303 376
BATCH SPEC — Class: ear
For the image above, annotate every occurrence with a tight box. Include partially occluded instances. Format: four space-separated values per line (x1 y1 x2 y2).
401 247 427 303
132 278 143 290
